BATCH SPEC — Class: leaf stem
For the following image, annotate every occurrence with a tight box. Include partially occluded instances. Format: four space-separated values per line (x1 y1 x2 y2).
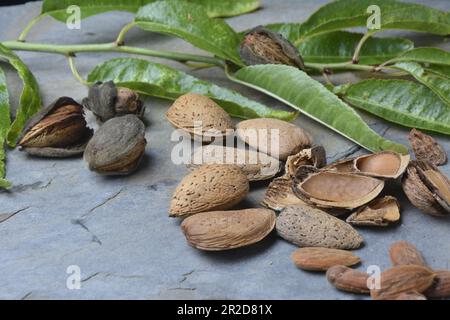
116 22 137 45
352 31 376 64
17 14 46 42
1 40 224 66
67 56 88 85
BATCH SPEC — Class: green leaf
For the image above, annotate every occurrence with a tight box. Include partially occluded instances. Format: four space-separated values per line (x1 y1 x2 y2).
264 23 303 42
0 44 41 147
87 58 296 121
41 0 259 20
230 64 407 153
394 62 450 106
388 47 450 66
0 67 11 188
297 31 413 64
135 1 243 65
337 79 450 135
426 64 450 79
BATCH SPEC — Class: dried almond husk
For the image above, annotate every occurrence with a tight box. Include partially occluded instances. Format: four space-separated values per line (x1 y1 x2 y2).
353 151 410 179
181 208 276 251
18 97 92 158
236 118 311 161
291 247 360 271
293 171 384 209
285 145 326 177
370 265 436 300
409 128 447 166
326 265 370 294
188 145 280 181
166 93 233 141
261 176 305 211
389 241 426 267
346 196 400 227
402 161 450 217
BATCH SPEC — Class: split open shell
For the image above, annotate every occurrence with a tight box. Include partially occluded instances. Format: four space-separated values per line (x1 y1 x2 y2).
285 145 326 177
293 171 385 209
166 93 233 141
188 145 280 181
353 151 410 179
261 176 306 211
346 196 400 227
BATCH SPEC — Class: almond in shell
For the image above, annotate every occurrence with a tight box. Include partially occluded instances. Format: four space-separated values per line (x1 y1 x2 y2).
291 247 360 271
261 176 305 211
236 118 311 160
169 165 249 218
276 205 363 249
370 265 436 300
326 265 370 294
181 208 276 251
409 128 447 166
166 93 233 141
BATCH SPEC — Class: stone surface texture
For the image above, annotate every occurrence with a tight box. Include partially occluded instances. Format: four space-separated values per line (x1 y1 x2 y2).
0 0 449 300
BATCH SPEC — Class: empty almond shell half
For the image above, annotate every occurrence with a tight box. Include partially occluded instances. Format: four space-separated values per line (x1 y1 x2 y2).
236 118 311 161
402 161 450 217
188 145 280 181
346 196 400 227
293 171 385 209
353 151 410 179
170 164 249 218
181 208 276 251
166 93 233 141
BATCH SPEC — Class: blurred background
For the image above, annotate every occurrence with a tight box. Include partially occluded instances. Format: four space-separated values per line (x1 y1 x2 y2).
1 0 38 5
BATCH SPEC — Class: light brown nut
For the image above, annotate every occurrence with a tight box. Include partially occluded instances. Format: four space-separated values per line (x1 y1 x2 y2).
346 196 400 227
293 171 384 209
188 145 280 181
409 128 447 166
166 93 233 141
261 176 305 211
394 291 427 300
291 247 360 271
181 208 276 251
169 165 249 218
276 205 363 249
389 241 426 266
236 118 311 161
326 265 370 294
424 270 450 299
370 265 436 300
353 151 410 179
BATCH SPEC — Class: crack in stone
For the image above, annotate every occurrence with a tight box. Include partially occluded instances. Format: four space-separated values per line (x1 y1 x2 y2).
167 287 196 291
84 189 123 216
81 272 144 283
1 179 53 193
71 218 102 245
180 269 196 284
20 291 34 300
0 207 31 224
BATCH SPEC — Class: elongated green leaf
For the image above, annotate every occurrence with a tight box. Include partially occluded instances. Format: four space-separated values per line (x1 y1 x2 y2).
394 62 450 106
135 1 242 65
0 44 41 147
337 79 450 135
230 64 407 153
297 31 413 64
41 0 259 20
0 67 11 188
426 64 450 79
264 23 303 42
87 58 296 121
388 47 450 66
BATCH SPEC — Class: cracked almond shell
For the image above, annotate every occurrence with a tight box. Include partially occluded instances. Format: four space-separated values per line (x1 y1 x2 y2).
188 145 280 181
346 196 400 227
353 151 410 179
236 118 311 161
18 97 92 157
324 157 356 173
181 208 276 251
169 164 249 218
276 205 363 249
293 171 384 209
285 146 326 177
84 115 146 176
261 176 306 211
166 93 233 141
402 161 450 216
409 128 447 166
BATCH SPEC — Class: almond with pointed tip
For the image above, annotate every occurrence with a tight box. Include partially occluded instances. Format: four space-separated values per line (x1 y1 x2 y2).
291 247 360 271
236 118 311 161
181 208 276 251
326 265 370 294
389 241 426 266
170 165 249 218
166 93 233 141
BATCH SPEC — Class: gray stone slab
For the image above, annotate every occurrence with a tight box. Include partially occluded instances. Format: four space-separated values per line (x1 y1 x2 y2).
0 0 449 300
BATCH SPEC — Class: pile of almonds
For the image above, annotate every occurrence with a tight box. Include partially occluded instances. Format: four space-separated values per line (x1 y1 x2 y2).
164 92 449 299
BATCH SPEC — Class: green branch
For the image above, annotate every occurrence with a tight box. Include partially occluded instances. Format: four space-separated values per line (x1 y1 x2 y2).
17 14 47 42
